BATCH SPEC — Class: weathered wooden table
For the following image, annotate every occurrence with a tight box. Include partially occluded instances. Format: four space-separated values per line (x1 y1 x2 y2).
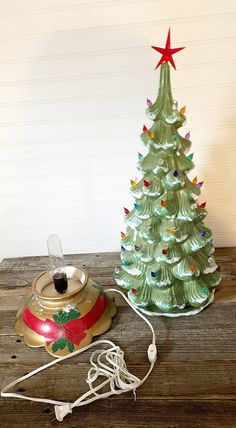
0 248 236 428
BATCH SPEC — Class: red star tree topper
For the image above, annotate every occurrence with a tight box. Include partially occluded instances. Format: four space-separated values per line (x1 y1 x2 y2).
151 28 185 70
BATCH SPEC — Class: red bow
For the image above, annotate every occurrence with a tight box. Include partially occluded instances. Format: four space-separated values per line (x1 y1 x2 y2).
23 294 108 346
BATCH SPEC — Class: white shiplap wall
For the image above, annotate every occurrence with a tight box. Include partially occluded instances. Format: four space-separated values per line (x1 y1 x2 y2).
0 0 236 258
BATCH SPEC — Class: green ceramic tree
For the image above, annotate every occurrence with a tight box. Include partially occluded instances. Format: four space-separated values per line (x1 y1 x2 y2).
114 30 221 316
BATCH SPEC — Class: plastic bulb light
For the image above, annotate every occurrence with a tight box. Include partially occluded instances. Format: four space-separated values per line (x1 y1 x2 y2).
151 272 158 278
143 125 148 132
179 105 186 115
185 131 190 140
197 181 203 189
47 234 68 294
187 153 193 161
147 98 153 107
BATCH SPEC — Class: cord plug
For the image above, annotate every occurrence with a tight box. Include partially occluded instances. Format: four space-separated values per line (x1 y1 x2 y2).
54 403 72 422
148 344 157 362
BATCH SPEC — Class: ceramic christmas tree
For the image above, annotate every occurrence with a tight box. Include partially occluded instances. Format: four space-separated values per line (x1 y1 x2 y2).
114 29 221 316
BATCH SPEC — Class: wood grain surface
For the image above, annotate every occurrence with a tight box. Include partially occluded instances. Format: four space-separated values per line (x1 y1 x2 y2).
0 248 236 428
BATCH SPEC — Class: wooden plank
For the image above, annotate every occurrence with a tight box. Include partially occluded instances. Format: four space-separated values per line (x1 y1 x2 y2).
0 248 235 272
0 267 117 288
0 302 236 364
0 248 235 289
1 398 236 428
0 278 235 313
1 360 236 400
0 252 120 271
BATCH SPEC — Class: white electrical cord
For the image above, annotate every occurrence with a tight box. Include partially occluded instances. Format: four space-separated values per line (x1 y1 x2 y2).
1 289 157 422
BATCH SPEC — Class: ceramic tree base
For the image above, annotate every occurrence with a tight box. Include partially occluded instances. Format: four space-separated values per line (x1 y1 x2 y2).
128 290 215 317
15 266 117 358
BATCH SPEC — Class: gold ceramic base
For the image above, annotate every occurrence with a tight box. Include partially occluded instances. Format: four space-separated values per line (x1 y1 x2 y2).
15 266 117 358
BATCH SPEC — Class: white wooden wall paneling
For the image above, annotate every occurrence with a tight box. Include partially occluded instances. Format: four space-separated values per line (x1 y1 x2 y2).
0 0 235 257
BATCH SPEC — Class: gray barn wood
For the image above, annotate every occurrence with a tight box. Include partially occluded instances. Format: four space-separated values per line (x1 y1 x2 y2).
0 248 236 427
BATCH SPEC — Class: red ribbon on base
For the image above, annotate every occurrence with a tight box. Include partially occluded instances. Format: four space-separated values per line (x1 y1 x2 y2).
22 294 108 346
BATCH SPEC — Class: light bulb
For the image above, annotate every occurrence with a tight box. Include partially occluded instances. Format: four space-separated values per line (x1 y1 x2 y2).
47 234 68 294
172 100 178 110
